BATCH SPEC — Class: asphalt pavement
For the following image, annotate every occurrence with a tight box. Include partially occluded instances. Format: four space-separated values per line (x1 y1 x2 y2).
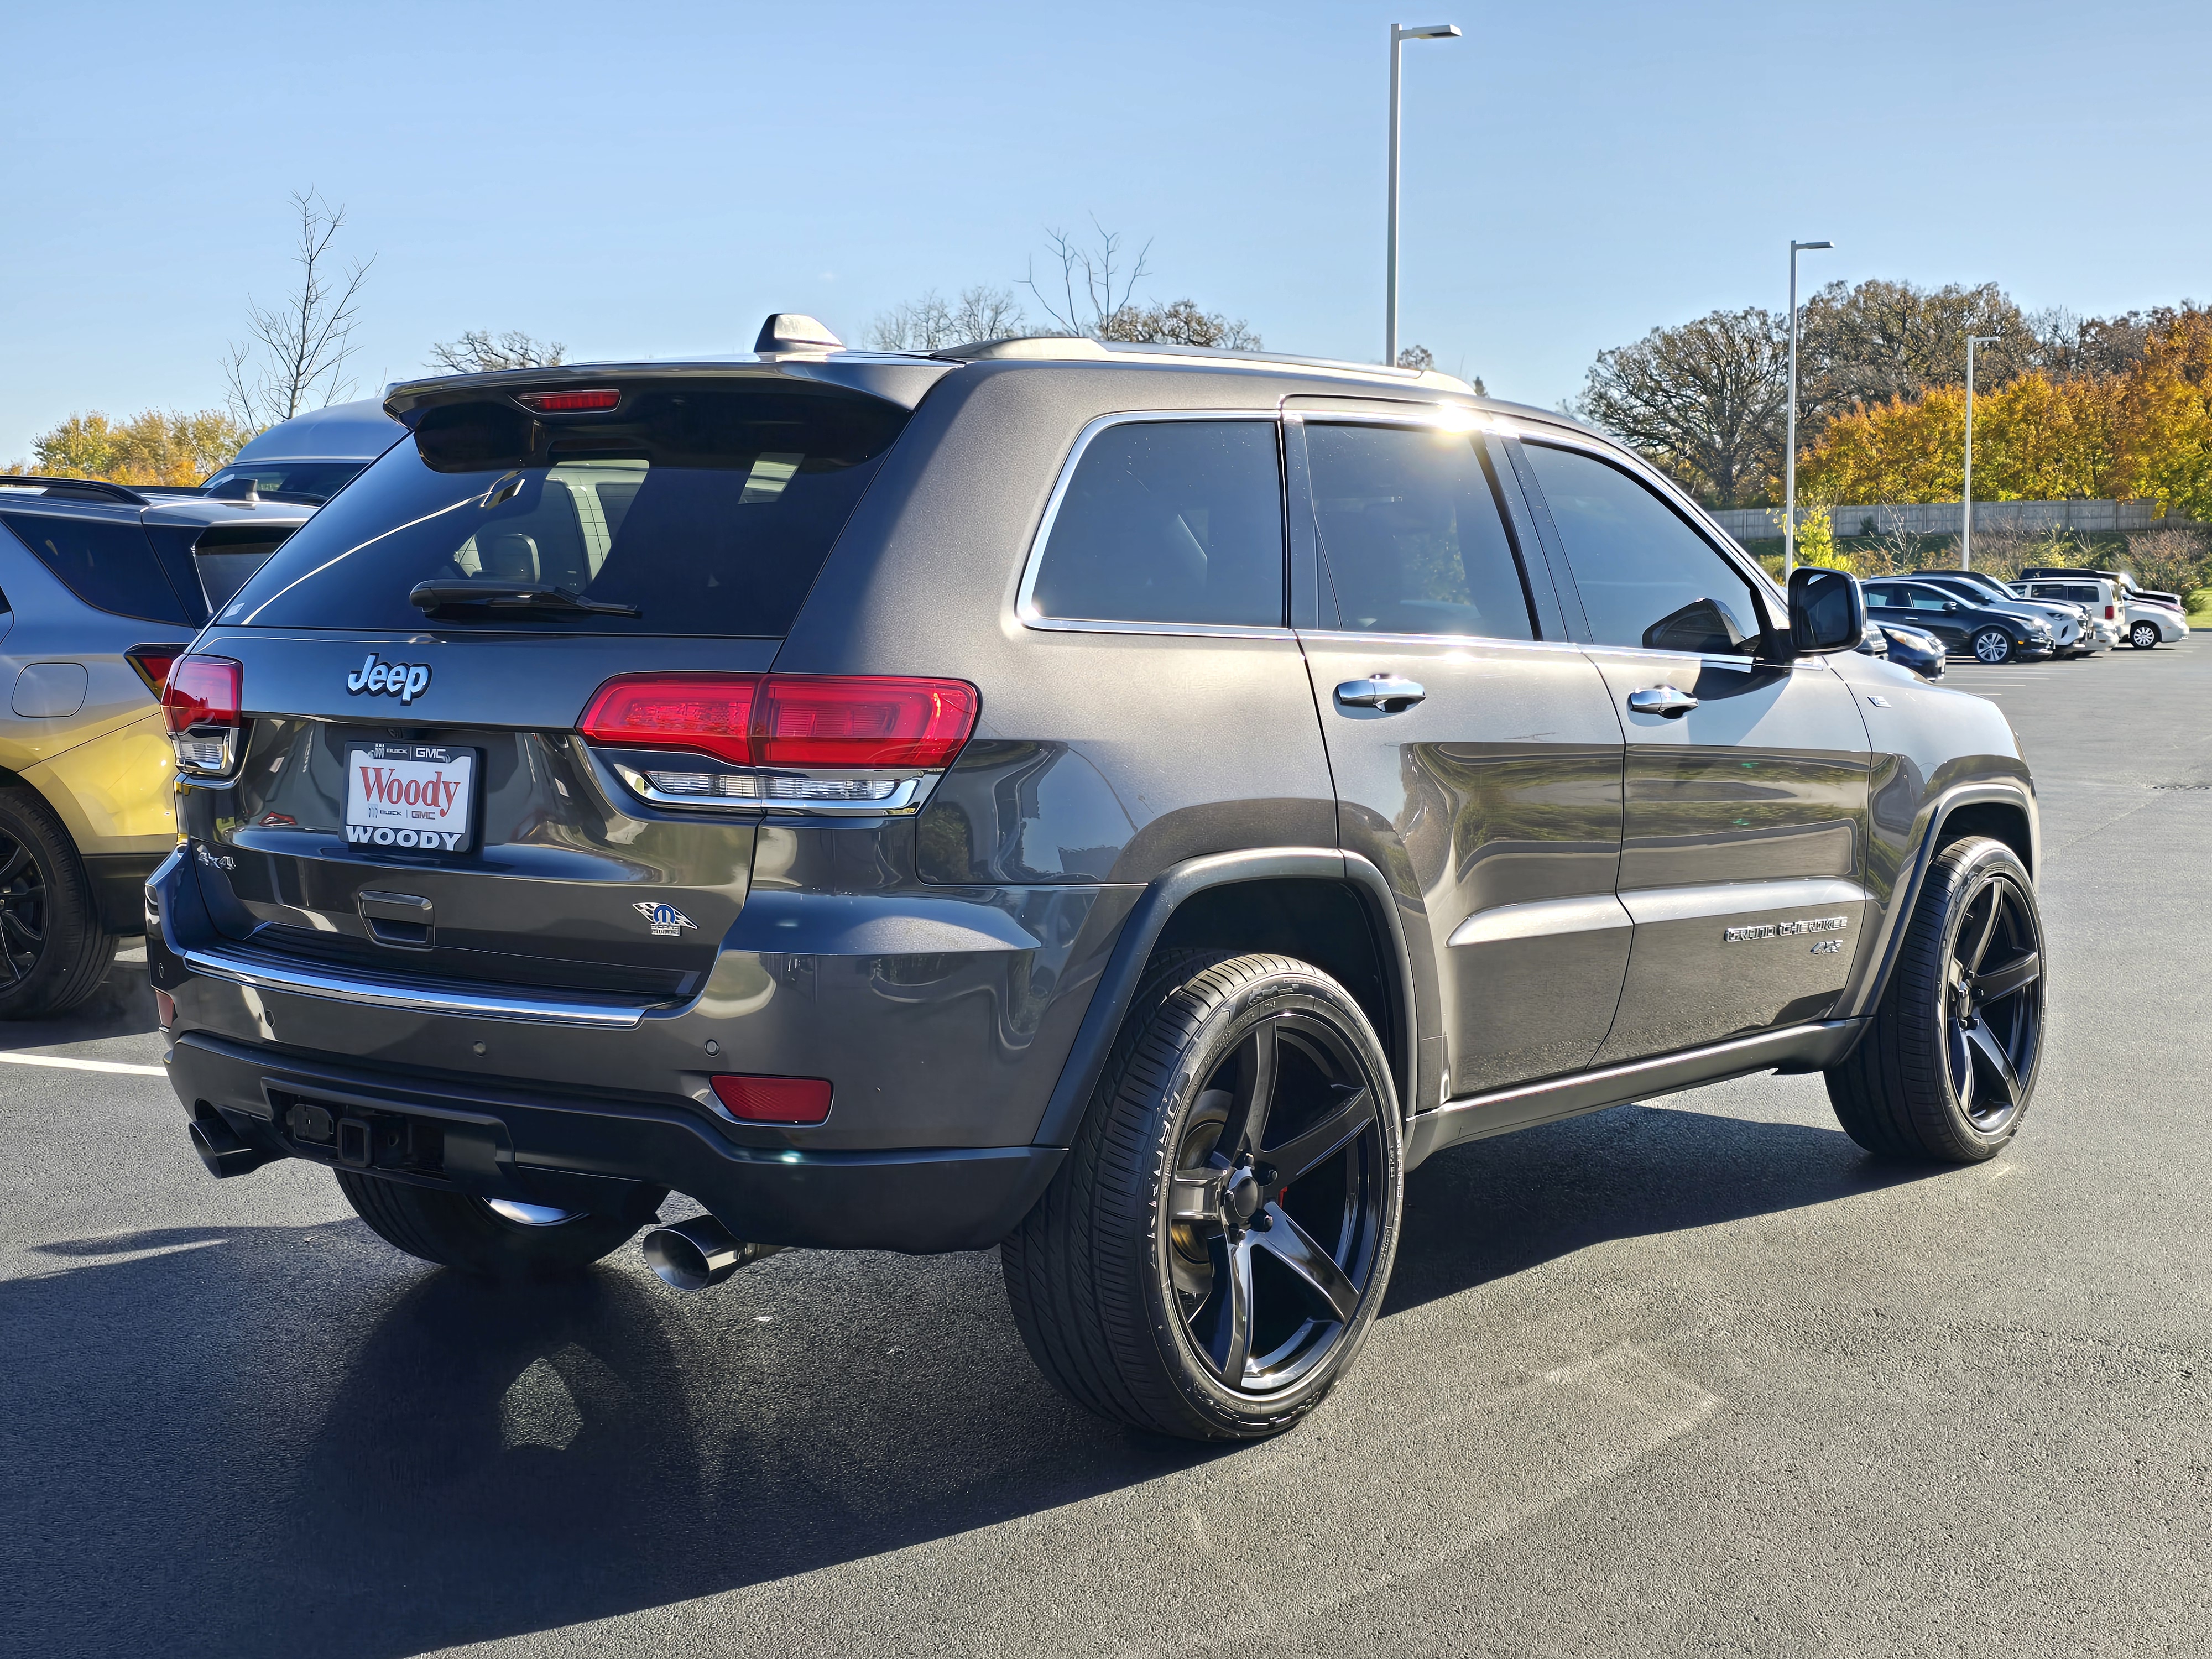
4 639 2208 1659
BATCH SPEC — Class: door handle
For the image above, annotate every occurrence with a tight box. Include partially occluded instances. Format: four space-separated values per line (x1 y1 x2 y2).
1626 686 1698 718
1335 674 1426 711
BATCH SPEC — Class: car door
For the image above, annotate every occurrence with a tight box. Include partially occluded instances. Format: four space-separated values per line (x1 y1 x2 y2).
1859 581 1927 645
1289 413 1629 1098
1898 581 1978 647
1507 435 1872 1065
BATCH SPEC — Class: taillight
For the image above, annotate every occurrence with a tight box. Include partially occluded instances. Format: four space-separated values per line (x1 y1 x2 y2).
709 1074 832 1125
578 672 979 813
756 676 979 770
162 654 244 775
2106 604 2116 619
125 644 189 698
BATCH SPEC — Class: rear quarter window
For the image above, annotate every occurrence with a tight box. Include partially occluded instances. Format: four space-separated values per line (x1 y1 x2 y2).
0 510 192 624
1025 419 1285 628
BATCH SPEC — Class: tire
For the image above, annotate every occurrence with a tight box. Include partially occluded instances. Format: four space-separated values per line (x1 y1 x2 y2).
2130 621 2159 649
1827 837 2045 1162
1971 627 2013 665
1002 951 1402 1441
336 1170 644 1276
0 785 117 1020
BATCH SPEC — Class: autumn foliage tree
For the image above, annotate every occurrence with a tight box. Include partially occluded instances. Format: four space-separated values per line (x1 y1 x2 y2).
3 409 253 486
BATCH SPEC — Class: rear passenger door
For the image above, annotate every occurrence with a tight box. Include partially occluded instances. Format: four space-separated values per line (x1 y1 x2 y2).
1289 414 1629 1099
1508 436 1872 1064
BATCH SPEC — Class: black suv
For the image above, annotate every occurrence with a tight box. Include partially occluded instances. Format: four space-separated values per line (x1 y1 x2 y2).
1860 576 2054 664
149 321 2047 1441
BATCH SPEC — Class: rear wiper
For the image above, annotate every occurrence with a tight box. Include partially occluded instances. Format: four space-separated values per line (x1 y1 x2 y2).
408 581 640 618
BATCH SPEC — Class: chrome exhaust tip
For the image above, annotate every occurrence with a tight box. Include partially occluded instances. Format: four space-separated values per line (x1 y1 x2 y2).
640 1214 782 1292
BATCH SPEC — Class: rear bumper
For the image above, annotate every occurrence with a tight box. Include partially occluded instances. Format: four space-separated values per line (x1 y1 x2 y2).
166 1030 1062 1253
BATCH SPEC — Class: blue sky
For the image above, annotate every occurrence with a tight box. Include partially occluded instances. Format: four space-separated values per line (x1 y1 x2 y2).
4 0 2208 460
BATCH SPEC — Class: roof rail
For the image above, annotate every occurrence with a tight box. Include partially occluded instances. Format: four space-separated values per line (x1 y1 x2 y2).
936 335 1477 394
0 475 152 505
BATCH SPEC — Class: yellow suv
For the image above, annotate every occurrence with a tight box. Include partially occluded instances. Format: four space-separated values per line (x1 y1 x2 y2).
0 476 308 1015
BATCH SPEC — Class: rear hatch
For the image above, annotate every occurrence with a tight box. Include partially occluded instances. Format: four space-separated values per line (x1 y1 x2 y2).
176 369 926 999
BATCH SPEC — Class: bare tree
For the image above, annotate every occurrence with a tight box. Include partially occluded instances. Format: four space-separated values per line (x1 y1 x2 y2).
1796 279 2031 429
1395 344 1434 371
427 330 567 374
223 190 374 429
867 286 1027 351
1022 219 1153 338
1576 306 1789 507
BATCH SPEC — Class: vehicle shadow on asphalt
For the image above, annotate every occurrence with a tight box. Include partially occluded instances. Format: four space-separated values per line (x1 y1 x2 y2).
1 1102 1931 1659
1387 1100 1939 1316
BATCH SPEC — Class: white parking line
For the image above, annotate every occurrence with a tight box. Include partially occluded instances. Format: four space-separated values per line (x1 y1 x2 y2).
0 1051 166 1077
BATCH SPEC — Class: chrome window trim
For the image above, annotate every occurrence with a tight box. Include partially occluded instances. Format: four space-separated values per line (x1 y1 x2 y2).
1013 408 1295 640
1293 627 1590 655
182 942 662 1029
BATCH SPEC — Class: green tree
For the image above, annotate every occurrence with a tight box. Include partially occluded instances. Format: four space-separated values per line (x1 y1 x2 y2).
1575 307 1787 507
7 409 253 486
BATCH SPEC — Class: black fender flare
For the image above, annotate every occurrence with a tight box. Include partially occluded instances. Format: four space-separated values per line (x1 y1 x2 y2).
1840 779 2039 1022
1029 847 1420 1147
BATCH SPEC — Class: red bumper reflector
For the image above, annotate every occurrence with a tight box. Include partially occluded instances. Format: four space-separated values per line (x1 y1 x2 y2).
517 388 620 413
709 1074 832 1125
162 655 243 733
154 989 176 1030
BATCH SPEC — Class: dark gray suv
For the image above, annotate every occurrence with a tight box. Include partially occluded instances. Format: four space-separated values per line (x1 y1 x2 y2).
148 320 2047 1440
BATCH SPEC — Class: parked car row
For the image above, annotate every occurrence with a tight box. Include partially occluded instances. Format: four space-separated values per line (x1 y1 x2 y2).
1845 561 2190 675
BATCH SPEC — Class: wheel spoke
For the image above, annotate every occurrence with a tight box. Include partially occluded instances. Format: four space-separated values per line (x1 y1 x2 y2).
1961 886 2004 972
1972 951 2041 1006
1262 1087 1372 1186
1965 1020 2022 1108
1222 1020 1280 1160
0 841 30 885
0 910 40 948
1255 1204 1361 1323
1200 1230 1254 1384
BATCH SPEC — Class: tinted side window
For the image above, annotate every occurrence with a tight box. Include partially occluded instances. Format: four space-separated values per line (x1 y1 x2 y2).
1306 424 1534 639
0 511 191 624
1029 421 1283 627
1521 443 1765 655
1863 583 1906 608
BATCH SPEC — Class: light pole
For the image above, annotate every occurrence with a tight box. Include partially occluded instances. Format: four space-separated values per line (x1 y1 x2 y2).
1387 22 1461 367
1961 333 2002 571
1783 238 1833 577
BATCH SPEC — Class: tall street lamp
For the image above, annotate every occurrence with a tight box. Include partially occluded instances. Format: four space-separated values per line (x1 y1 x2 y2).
1783 238 1833 577
1962 333 2002 571
1387 22 1461 367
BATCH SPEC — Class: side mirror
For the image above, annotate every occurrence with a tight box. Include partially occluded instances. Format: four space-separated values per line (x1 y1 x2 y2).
1943 600 1961 613
1787 566 1865 655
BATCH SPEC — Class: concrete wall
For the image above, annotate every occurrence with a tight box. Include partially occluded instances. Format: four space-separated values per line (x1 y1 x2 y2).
1705 499 2201 540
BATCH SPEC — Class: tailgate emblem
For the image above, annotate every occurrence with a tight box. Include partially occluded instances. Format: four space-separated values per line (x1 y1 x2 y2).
633 901 697 937
347 653 432 705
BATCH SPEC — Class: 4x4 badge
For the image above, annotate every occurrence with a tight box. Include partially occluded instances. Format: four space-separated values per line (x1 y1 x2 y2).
346 653 432 705
633 901 697 937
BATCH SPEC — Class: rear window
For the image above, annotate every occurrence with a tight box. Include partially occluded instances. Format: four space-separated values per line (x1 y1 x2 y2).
200 461 367 505
0 510 193 624
222 384 909 635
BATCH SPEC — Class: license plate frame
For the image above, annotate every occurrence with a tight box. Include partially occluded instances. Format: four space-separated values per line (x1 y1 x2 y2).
343 741 481 853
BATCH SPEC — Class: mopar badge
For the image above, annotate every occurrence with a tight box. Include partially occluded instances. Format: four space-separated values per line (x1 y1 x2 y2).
633 901 697 937
346 653 432 705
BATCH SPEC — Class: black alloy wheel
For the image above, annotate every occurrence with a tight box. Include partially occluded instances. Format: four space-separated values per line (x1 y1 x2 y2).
1826 836 2046 1162
1939 870 2044 1135
1002 952 1402 1440
0 826 43 986
0 786 114 1020
1165 1006 1391 1395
